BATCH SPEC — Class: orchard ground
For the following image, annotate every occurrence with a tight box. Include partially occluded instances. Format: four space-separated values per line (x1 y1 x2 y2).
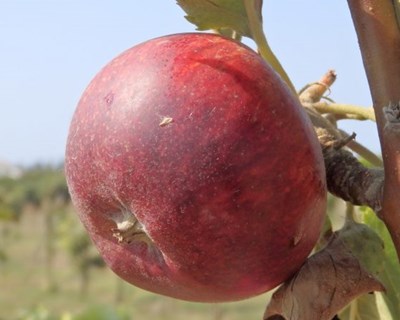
0 204 272 320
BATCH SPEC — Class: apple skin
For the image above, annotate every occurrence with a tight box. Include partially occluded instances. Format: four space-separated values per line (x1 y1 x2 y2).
65 33 326 302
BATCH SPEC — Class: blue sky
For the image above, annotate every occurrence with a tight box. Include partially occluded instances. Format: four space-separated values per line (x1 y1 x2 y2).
1 1 379 166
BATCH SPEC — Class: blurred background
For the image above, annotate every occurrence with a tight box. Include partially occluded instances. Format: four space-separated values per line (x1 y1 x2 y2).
1 1 380 319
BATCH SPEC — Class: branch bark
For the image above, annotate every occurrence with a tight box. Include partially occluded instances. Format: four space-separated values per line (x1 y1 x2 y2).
300 74 384 222
347 0 400 261
317 127 383 212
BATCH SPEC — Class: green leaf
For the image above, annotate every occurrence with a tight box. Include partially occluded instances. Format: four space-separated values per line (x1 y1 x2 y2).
339 293 383 320
177 0 252 37
361 207 400 318
338 220 385 277
337 220 390 320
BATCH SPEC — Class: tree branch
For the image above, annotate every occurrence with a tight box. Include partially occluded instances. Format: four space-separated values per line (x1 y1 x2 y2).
300 72 384 216
317 127 383 212
338 129 383 167
348 0 400 261
299 69 337 103
310 102 375 122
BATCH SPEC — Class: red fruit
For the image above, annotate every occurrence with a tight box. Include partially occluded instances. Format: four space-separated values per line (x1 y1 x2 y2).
65 33 326 302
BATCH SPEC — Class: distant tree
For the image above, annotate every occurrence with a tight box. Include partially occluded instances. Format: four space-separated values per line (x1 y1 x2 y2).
0 165 71 291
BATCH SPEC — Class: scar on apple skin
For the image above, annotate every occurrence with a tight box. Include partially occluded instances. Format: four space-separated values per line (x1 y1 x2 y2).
110 209 152 245
159 116 174 127
292 235 302 247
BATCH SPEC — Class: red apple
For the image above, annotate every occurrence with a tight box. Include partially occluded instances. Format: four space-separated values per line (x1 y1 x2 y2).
65 33 326 302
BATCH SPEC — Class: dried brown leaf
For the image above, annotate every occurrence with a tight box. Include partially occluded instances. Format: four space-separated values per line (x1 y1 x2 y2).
264 234 385 320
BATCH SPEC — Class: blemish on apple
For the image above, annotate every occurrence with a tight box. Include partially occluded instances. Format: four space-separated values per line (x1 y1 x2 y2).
159 116 174 127
104 92 114 106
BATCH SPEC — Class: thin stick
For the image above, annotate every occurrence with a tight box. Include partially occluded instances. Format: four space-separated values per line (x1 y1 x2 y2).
311 102 376 122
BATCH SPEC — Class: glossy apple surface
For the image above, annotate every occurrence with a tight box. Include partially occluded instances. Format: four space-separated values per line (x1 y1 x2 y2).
65 33 326 302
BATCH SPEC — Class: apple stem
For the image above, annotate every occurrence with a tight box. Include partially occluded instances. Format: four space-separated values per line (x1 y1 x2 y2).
243 0 296 94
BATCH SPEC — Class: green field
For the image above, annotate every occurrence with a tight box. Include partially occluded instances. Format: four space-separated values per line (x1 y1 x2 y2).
1 204 271 320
